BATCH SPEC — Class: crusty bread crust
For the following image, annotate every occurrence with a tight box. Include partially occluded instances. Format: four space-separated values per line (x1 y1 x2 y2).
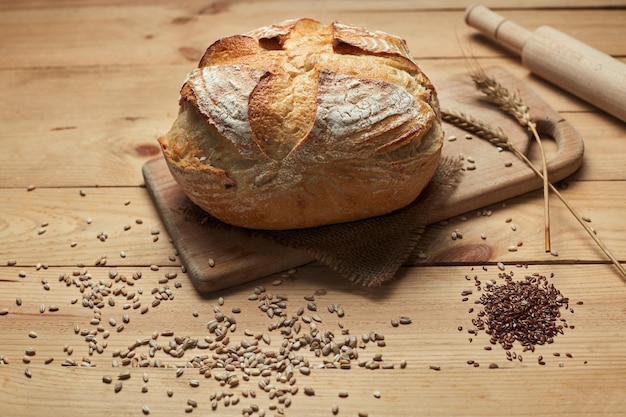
159 18 443 230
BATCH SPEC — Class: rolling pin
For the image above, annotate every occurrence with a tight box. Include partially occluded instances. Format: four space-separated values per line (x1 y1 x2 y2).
465 4 626 122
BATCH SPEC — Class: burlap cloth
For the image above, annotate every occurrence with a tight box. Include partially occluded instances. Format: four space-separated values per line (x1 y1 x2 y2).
257 156 464 287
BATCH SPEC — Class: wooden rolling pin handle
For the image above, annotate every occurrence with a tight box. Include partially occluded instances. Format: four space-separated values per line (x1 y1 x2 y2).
466 4 626 122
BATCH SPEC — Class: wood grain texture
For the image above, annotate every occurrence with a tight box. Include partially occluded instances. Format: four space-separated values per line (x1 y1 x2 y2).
0 6 624 68
1 264 625 416
1 1 625 416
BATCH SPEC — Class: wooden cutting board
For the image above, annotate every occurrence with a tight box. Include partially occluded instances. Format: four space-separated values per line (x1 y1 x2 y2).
143 66 584 293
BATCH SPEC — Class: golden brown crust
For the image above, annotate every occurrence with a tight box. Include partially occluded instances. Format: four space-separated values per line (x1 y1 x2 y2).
159 18 443 230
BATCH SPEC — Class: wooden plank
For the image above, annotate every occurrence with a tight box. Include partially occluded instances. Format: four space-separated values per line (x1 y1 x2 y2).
0 186 181 268
410 179 626 265
0 263 625 416
2 0 625 12
0 7 624 68
0 180 624 271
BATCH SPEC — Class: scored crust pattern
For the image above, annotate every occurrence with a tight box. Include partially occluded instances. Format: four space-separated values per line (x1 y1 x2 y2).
159 18 443 230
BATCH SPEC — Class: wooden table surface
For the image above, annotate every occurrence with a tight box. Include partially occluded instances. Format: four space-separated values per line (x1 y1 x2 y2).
1 1 625 416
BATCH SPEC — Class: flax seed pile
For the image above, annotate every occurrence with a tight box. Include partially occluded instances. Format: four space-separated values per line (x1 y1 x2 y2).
461 267 581 367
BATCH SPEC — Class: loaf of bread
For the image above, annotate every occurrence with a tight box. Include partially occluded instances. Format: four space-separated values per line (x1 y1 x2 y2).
159 18 443 230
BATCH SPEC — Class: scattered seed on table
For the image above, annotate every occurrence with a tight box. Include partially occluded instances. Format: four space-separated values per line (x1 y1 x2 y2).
0 308 8 316
429 365 441 371
399 316 412 325
332 404 339 415
189 380 199 387
338 391 349 398
167 389 174 397
489 363 499 369
118 371 131 380
208 258 215 268
28 331 38 339
24 368 32 378
114 382 123 393
102 375 113 384
373 390 381 398
304 387 315 396
142 405 149 415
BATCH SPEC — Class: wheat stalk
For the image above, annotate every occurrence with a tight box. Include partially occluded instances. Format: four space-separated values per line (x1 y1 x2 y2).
441 109 626 280
470 71 552 252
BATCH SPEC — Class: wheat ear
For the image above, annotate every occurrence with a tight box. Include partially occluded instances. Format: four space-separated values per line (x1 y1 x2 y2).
470 71 552 252
441 109 626 281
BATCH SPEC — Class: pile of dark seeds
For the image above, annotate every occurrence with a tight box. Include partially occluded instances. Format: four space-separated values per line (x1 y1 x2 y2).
476 272 568 350
464 269 579 365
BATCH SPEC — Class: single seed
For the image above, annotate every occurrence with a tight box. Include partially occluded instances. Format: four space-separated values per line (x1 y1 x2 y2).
208 258 215 268
114 382 123 393
189 379 200 387
338 391 349 398
373 391 381 399
0 308 9 316
429 365 441 371
142 405 149 415
25 368 32 378
28 331 38 339
102 375 113 384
